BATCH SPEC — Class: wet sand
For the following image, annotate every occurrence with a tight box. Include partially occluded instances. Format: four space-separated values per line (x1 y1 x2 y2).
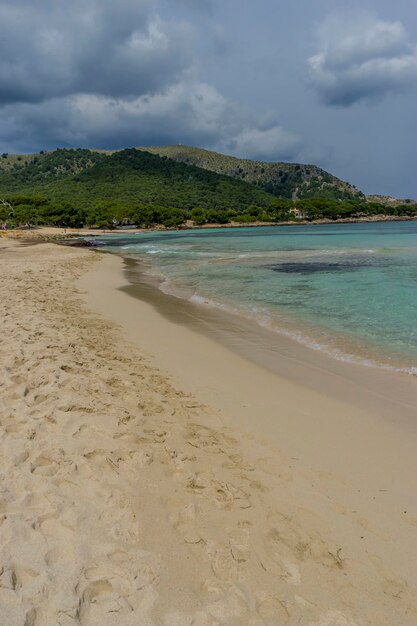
120 256 417 427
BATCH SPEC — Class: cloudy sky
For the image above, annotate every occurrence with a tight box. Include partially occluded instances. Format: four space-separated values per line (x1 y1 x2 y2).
1 0 416 197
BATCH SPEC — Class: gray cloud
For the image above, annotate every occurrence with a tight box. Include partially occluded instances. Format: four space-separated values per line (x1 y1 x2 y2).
0 82 302 162
309 15 417 106
0 0 302 162
2 0 416 198
220 125 302 162
0 0 192 104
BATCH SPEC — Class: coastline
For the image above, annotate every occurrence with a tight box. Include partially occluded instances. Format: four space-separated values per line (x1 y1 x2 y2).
81 253 417 591
2 236 417 625
1 214 416 243
119 256 417 417
81 250 417 473
121 255 417 378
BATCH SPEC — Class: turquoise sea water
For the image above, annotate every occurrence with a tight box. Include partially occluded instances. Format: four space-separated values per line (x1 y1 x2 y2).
92 221 417 374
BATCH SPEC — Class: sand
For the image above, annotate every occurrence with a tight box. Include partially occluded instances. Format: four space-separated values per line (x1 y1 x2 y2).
1 234 417 625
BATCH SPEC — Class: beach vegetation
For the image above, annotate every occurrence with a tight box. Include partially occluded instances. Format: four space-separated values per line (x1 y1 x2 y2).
1 192 416 229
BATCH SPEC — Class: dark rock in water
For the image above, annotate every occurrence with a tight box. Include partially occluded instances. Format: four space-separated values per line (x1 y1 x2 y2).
269 261 371 274
61 238 98 248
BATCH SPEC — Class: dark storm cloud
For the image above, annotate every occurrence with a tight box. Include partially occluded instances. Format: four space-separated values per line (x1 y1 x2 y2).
0 0 301 161
309 15 417 106
1 0 416 198
0 83 301 162
0 0 192 104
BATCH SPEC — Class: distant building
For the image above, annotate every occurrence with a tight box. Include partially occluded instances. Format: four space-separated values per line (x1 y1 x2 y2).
290 207 308 219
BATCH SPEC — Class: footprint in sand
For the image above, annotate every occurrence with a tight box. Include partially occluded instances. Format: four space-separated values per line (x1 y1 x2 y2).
265 510 345 572
255 592 290 625
165 447 197 472
185 472 251 511
206 542 239 582
98 495 141 544
7 566 40 592
30 455 59 476
211 481 251 511
77 551 160 624
191 581 288 625
310 610 360 626
185 423 232 455
83 550 160 593
167 501 205 546
24 607 38 626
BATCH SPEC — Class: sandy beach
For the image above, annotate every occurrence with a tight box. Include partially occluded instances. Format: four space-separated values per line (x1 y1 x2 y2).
1 233 417 625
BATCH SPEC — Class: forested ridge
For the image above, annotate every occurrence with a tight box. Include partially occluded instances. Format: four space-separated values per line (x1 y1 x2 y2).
0 147 415 228
139 145 364 200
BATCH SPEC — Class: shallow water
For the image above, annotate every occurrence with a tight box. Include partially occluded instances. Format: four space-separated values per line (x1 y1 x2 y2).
91 221 417 374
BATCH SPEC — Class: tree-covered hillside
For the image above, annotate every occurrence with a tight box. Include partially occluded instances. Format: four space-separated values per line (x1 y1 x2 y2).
1 144 365 202
0 147 415 229
0 148 273 210
139 145 364 200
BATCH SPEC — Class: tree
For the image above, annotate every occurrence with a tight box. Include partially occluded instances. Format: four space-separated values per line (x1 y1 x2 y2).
190 208 207 225
0 198 14 225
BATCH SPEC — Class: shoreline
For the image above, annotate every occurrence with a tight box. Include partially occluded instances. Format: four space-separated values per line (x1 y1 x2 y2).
122 254 416 378
120 255 417 413
2 237 417 624
80 252 417 570
81 249 417 432
1 214 416 241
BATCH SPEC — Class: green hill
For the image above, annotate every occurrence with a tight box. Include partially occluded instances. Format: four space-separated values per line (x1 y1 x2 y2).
0 144 364 202
138 145 364 200
0 147 273 210
1 146 415 229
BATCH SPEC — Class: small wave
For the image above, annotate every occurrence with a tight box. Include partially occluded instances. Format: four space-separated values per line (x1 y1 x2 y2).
189 294 238 312
99 233 416 377
185 290 417 376
258 318 417 375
